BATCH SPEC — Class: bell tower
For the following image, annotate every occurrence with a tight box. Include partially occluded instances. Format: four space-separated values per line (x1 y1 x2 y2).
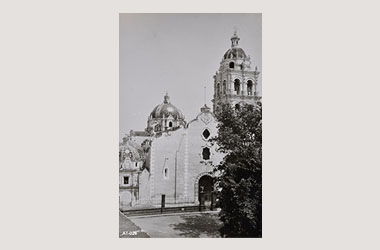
212 31 261 113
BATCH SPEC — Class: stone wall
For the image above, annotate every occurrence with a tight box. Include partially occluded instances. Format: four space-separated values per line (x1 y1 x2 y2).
149 128 187 204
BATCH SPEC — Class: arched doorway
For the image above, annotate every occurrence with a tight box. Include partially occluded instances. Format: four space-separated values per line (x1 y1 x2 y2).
198 175 214 206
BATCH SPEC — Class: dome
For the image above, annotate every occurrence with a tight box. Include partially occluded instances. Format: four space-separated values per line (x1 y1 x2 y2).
223 31 248 59
223 47 247 59
150 93 184 120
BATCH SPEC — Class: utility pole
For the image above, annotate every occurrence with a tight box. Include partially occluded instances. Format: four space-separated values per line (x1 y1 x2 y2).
174 151 177 204
204 86 206 106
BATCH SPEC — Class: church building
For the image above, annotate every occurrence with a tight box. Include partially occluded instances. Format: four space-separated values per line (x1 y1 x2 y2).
119 32 261 210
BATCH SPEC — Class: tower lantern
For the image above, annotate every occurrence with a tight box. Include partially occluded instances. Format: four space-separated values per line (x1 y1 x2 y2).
231 30 240 47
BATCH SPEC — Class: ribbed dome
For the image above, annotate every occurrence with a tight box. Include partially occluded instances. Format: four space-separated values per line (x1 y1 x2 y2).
150 93 184 119
223 47 247 59
223 31 248 60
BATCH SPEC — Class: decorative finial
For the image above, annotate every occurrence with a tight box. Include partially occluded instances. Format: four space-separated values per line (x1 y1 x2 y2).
164 92 170 103
231 28 240 48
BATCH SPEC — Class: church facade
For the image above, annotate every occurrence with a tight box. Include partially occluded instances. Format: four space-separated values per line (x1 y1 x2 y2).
119 32 261 210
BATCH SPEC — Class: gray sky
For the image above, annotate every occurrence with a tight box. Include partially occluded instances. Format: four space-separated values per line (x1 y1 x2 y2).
120 13 262 139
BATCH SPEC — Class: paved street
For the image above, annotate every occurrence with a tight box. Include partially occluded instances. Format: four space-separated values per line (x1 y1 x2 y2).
129 211 222 238
119 212 150 238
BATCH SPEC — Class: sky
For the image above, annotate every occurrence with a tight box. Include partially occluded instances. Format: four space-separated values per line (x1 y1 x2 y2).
120 13 262 139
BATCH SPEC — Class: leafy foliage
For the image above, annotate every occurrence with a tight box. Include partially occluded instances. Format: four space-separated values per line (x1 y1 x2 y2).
213 102 262 237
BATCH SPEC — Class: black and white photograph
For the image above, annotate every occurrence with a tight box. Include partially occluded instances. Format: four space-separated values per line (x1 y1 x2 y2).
3 0 380 248
119 13 262 238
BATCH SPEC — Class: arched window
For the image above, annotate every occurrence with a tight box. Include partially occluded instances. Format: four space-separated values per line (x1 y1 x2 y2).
247 80 253 96
202 128 211 140
202 147 211 160
216 83 220 96
164 168 168 179
229 62 234 69
234 79 240 94
168 121 173 128
223 80 226 94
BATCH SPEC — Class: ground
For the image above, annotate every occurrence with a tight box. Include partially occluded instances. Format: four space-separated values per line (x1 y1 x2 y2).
120 211 222 238
119 212 150 238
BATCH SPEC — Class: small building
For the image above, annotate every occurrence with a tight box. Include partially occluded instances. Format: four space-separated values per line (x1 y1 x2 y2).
119 136 149 208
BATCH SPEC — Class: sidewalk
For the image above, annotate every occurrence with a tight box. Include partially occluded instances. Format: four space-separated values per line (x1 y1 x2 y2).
128 209 220 219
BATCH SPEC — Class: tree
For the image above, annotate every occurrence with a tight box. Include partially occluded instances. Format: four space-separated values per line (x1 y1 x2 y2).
213 102 262 237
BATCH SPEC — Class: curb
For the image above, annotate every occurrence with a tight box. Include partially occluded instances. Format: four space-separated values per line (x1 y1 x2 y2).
127 210 220 219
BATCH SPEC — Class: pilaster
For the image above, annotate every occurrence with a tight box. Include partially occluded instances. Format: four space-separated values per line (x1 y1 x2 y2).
149 141 155 201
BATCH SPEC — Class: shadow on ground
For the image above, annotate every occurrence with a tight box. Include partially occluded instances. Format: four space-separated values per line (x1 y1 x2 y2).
170 213 222 238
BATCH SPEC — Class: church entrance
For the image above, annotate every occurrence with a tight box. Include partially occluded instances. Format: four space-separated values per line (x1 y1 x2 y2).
198 175 214 207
